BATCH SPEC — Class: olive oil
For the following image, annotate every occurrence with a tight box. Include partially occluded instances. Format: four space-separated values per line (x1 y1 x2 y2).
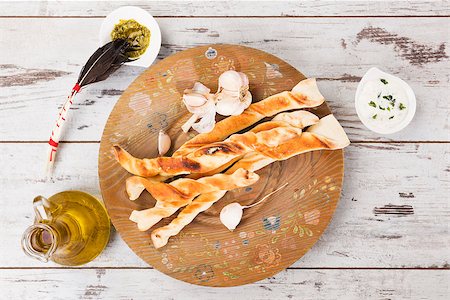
22 191 110 266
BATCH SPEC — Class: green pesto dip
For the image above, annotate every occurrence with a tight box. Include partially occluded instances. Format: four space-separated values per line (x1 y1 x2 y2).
111 19 151 58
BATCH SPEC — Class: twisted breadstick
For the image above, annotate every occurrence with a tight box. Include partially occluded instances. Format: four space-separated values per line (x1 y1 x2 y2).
227 114 350 172
113 78 324 177
131 112 322 239
129 168 259 231
114 125 305 177
173 78 324 156
151 114 350 248
151 191 227 248
125 156 242 201
125 111 319 200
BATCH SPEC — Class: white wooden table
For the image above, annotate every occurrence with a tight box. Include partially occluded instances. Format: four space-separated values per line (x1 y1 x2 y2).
1 1 449 299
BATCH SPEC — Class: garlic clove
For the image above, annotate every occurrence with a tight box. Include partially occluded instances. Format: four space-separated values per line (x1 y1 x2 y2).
243 90 252 105
218 70 244 92
220 183 288 231
230 104 246 116
220 202 244 231
238 72 249 87
231 90 252 116
184 82 211 96
216 92 240 116
158 130 171 156
192 82 210 95
183 93 208 108
192 108 216 133
216 89 252 116
184 96 215 117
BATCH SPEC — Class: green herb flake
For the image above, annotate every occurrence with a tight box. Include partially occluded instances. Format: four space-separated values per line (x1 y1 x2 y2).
369 101 377 108
377 92 381 99
387 106 391 111
379 105 386 110
389 116 394 120
399 103 407 110
380 78 388 85
390 101 395 107
383 95 393 101
372 114 377 119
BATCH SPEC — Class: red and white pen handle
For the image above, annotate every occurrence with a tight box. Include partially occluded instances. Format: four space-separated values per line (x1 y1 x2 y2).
45 83 81 176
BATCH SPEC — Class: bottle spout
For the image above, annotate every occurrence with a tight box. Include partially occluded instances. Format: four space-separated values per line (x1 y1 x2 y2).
21 223 58 263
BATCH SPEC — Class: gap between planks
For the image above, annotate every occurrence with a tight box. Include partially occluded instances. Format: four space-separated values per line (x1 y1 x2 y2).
0 15 449 19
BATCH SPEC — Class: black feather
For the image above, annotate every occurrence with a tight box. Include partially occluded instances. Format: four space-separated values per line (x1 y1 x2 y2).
77 39 131 87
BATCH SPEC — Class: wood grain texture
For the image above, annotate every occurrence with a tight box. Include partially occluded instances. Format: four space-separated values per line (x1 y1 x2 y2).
98 44 344 286
2 143 448 268
1 269 449 300
1 1 449 17
1 18 448 142
1 1 449 296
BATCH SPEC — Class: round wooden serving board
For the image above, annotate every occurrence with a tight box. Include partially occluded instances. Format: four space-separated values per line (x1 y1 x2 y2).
99 44 344 287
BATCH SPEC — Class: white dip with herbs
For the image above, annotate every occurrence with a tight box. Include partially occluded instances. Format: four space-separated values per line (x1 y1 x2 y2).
355 67 416 134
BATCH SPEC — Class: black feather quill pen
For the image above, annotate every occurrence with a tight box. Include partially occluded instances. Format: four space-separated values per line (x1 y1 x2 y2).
46 39 131 175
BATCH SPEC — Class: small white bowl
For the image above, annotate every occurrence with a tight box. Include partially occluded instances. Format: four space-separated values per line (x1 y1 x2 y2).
355 67 416 135
99 6 161 67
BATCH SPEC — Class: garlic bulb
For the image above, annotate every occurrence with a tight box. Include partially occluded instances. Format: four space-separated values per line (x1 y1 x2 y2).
158 130 171 156
181 71 253 133
219 183 288 231
215 70 252 116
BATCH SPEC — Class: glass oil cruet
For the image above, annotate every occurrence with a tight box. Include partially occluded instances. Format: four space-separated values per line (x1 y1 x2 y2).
21 191 111 266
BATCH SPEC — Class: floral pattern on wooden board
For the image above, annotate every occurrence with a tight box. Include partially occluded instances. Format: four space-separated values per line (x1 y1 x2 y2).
99 44 344 287
155 174 339 283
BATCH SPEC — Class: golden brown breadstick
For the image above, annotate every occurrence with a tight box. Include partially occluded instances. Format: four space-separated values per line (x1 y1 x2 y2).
173 78 324 156
125 111 319 200
151 114 350 248
129 168 259 231
113 78 324 176
113 125 304 177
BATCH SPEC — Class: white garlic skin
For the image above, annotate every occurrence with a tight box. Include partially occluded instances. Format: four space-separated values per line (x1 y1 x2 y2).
158 130 171 156
215 92 241 116
220 202 244 231
216 90 252 116
181 81 218 133
191 108 216 133
184 82 211 96
215 71 252 116
191 82 210 95
218 70 244 92
183 93 207 108
239 72 249 87
234 90 252 115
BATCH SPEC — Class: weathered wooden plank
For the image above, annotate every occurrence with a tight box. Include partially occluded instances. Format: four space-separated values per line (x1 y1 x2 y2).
1 143 448 268
0 18 449 142
1 269 449 299
1 1 449 17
